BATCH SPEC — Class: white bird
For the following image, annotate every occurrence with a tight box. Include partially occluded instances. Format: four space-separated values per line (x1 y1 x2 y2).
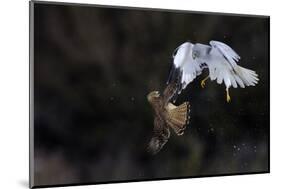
167 41 259 102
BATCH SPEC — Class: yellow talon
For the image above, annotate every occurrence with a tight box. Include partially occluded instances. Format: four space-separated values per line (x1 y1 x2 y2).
201 80 206 88
227 94 231 102
226 88 231 103
200 76 209 88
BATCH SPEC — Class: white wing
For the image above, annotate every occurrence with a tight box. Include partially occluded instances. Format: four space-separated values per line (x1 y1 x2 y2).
210 40 240 68
206 41 259 89
168 42 202 91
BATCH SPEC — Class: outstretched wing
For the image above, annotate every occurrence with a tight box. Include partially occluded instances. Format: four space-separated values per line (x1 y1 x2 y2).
167 42 202 92
147 116 170 155
162 82 178 106
210 40 240 68
205 41 259 88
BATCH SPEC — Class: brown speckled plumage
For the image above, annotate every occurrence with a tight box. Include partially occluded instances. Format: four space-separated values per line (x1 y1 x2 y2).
147 83 191 154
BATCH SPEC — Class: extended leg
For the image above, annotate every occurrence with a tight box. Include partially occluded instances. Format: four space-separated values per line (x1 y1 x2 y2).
226 88 231 103
201 75 209 88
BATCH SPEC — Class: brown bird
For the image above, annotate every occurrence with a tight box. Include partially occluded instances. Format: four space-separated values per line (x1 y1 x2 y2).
147 83 191 154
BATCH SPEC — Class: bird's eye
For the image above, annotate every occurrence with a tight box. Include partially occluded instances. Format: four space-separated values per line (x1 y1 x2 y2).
192 52 197 59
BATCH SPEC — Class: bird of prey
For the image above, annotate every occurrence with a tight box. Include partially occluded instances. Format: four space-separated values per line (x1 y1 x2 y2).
147 82 191 154
167 41 259 102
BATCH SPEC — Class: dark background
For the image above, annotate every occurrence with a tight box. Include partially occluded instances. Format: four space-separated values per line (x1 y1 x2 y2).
32 2 269 187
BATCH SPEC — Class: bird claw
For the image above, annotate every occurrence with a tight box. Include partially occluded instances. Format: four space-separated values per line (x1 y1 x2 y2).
226 88 231 103
201 80 205 88
226 94 231 103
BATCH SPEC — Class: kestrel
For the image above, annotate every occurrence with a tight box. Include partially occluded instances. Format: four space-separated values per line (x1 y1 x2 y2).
147 83 190 154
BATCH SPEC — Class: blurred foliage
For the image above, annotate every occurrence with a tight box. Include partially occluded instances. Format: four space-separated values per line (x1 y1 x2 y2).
32 2 269 186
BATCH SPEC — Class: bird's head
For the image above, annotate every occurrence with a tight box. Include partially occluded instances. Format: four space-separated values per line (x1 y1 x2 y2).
147 91 161 102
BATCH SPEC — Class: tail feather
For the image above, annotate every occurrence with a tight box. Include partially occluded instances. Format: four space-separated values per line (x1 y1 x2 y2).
234 66 259 87
165 102 190 135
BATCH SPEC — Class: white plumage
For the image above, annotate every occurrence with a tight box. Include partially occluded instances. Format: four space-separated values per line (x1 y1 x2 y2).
167 40 259 102
172 42 202 89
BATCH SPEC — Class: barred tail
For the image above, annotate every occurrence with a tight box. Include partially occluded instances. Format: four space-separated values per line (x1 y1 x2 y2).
166 102 190 135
